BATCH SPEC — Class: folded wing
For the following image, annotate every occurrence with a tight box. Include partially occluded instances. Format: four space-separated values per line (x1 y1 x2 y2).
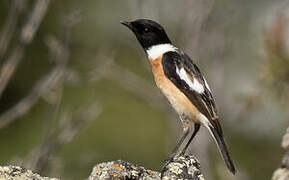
162 51 222 135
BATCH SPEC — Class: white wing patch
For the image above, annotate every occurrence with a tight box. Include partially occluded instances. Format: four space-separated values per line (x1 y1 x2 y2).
199 113 211 128
204 79 211 92
176 66 204 94
146 43 177 60
199 112 217 142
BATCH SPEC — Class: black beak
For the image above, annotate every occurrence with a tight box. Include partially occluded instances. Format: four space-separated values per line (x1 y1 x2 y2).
120 20 133 30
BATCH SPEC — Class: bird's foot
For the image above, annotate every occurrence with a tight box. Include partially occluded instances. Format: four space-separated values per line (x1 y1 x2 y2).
160 157 174 178
179 149 187 156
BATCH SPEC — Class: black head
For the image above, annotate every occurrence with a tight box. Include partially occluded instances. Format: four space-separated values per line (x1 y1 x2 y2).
121 19 172 50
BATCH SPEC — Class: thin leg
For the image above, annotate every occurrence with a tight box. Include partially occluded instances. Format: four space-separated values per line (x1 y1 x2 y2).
161 125 191 177
180 123 200 156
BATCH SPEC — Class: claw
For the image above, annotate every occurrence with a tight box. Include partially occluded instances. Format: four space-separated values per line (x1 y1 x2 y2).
160 165 168 178
160 157 173 178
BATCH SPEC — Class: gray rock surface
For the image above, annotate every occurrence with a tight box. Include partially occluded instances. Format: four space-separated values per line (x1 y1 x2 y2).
272 168 289 180
0 166 58 180
89 155 204 180
0 155 204 179
272 127 289 180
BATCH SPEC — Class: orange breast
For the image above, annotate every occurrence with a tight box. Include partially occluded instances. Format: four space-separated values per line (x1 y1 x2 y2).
149 56 200 122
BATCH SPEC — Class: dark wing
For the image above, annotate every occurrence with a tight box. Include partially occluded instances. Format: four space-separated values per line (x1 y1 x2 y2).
162 51 223 135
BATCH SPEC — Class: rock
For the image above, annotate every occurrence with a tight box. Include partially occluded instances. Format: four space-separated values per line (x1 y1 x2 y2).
282 127 289 150
272 168 289 180
272 127 289 180
0 156 204 179
89 155 204 180
162 155 204 180
0 166 58 180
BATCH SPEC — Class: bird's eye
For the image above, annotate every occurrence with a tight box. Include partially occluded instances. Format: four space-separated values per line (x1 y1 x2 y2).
144 28 149 32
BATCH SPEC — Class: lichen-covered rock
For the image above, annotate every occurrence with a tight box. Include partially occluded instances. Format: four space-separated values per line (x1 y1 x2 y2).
272 168 289 180
0 166 58 180
162 155 204 180
272 126 289 180
89 155 204 180
89 160 160 180
282 127 289 150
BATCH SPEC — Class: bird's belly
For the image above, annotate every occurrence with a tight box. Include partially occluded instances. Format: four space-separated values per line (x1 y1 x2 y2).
149 56 199 121
157 77 199 121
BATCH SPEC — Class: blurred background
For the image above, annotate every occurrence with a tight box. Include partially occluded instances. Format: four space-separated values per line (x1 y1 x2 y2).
0 0 289 179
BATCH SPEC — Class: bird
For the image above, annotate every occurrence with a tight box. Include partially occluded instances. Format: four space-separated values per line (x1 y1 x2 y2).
121 19 236 176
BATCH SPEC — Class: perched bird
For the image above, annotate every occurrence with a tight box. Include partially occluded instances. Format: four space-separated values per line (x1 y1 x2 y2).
121 19 236 176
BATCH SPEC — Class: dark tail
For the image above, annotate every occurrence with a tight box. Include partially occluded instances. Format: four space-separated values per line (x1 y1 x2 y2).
208 126 236 174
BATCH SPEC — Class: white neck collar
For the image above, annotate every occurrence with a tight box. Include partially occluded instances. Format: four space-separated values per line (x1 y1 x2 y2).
146 44 177 60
